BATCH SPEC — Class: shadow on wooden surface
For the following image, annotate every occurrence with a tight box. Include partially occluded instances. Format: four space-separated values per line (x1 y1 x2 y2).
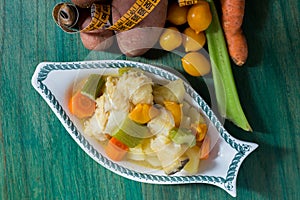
238 139 291 199
244 0 271 67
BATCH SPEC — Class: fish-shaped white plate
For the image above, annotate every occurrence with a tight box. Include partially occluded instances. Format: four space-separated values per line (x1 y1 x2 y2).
31 60 258 197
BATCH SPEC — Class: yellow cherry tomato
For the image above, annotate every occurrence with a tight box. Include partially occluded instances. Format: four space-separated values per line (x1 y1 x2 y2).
183 27 206 52
159 27 182 51
181 52 211 76
187 1 212 33
167 2 189 25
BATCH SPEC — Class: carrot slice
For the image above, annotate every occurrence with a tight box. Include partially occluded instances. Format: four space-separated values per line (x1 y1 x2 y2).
128 103 152 124
164 101 182 127
68 90 96 119
200 136 210 160
105 137 129 161
191 123 208 142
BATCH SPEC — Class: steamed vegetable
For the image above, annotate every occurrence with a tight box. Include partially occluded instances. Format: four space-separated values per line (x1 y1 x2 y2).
169 128 196 146
191 123 207 142
147 106 175 136
70 69 211 175
81 74 105 100
206 0 252 131
117 69 153 105
142 139 162 167
112 117 151 148
68 90 96 119
164 101 182 127
128 104 151 124
126 144 145 161
105 137 129 161
200 135 210 160
150 135 189 175
153 79 185 104
184 145 201 174
164 156 190 175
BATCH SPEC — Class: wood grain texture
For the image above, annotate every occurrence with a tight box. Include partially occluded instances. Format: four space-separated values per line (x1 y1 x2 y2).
0 0 299 199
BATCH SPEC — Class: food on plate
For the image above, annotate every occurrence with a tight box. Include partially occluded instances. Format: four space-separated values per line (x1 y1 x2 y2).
206 0 252 131
183 145 201 174
105 137 129 161
152 78 185 104
68 90 96 119
220 0 248 66
164 101 182 127
159 27 182 51
181 52 211 77
68 68 210 175
199 135 210 159
80 74 105 100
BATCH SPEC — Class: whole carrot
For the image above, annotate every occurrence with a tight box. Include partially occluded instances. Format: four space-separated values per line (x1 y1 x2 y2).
220 0 248 66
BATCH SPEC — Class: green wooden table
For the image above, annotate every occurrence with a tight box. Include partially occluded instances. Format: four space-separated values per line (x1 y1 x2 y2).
1 0 299 199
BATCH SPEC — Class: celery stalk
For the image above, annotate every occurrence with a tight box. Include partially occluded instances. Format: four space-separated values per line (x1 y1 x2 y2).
112 117 151 148
81 74 105 101
205 0 252 131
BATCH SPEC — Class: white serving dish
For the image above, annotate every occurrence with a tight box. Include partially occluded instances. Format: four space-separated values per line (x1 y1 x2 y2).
31 60 258 197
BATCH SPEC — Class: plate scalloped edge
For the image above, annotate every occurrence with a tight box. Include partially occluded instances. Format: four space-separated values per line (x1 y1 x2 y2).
31 60 258 197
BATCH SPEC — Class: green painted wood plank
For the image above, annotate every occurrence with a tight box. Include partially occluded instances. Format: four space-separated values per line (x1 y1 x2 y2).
0 0 5 197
